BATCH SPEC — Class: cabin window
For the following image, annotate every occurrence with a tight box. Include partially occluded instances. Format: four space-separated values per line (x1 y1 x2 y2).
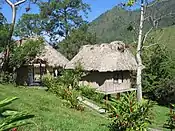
113 72 124 84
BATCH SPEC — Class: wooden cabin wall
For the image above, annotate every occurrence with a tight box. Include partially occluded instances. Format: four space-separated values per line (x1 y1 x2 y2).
16 66 29 85
81 71 131 94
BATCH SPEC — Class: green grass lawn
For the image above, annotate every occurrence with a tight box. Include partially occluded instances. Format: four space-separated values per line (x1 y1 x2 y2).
151 105 169 130
0 84 109 131
0 84 171 131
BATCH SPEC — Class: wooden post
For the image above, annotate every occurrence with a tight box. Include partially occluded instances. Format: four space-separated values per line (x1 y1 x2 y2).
32 64 34 83
116 93 120 100
40 62 42 81
105 95 109 112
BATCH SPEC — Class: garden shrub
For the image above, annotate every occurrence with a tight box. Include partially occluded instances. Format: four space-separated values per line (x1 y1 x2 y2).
142 45 175 105
154 78 175 105
0 71 15 84
42 71 84 111
106 92 154 131
62 88 84 110
58 64 85 90
79 85 105 104
42 73 57 91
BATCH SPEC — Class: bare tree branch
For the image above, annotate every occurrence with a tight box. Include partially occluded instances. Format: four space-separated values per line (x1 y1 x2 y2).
5 0 13 7
14 0 26 6
146 0 169 8
142 27 153 45
142 29 164 49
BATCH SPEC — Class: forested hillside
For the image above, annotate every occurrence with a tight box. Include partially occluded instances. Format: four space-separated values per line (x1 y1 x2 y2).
88 0 175 43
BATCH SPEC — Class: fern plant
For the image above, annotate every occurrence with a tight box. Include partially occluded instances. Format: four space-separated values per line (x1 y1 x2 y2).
0 97 34 131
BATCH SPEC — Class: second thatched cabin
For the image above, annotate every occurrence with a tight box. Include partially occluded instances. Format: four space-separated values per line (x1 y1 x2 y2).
16 39 69 85
66 41 137 95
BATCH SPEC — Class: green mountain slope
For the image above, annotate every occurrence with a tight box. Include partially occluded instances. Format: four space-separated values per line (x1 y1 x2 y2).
150 25 175 57
89 0 175 43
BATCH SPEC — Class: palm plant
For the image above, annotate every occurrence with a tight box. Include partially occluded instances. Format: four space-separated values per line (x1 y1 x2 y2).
0 97 34 131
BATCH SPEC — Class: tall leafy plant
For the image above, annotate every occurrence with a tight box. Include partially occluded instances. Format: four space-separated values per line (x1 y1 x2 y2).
106 92 154 131
0 97 34 131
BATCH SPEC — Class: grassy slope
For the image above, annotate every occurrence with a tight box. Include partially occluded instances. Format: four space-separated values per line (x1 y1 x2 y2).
0 84 170 130
151 105 169 130
0 85 109 131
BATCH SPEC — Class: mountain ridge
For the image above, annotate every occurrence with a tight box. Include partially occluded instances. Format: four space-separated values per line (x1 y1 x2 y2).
88 0 175 44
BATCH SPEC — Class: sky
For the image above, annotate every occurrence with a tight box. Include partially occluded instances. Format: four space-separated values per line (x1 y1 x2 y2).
1 0 128 23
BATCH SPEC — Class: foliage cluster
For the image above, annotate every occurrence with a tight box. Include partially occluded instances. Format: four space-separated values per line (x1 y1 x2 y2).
106 92 154 131
0 97 34 131
79 85 105 104
14 14 44 38
58 25 97 60
42 65 85 110
9 38 44 69
0 12 8 52
143 45 175 105
42 64 105 110
0 72 14 84
39 0 90 39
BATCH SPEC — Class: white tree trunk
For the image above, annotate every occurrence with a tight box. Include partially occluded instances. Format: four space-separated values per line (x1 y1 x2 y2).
136 0 144 102
3 0 26 71
5 0 26 39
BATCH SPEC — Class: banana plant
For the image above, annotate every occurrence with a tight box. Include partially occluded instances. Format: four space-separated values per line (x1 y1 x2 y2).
0 97 34 131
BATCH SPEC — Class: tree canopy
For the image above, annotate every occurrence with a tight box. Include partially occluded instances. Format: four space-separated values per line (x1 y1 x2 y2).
58 24 96 60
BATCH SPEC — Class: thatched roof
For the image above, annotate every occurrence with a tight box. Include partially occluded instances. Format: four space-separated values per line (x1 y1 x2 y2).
34 44 69 68
66 41 137 72
17 37 69 68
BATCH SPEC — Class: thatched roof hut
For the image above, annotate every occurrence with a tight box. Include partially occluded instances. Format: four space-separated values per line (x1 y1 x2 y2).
34 44 69 68
66 41 137 95
66 41 137 71
15 37 69 85
16 37 69 68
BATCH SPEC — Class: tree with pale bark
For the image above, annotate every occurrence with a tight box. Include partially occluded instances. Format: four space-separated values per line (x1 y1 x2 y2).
3 0 38 72
127 0 173 101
